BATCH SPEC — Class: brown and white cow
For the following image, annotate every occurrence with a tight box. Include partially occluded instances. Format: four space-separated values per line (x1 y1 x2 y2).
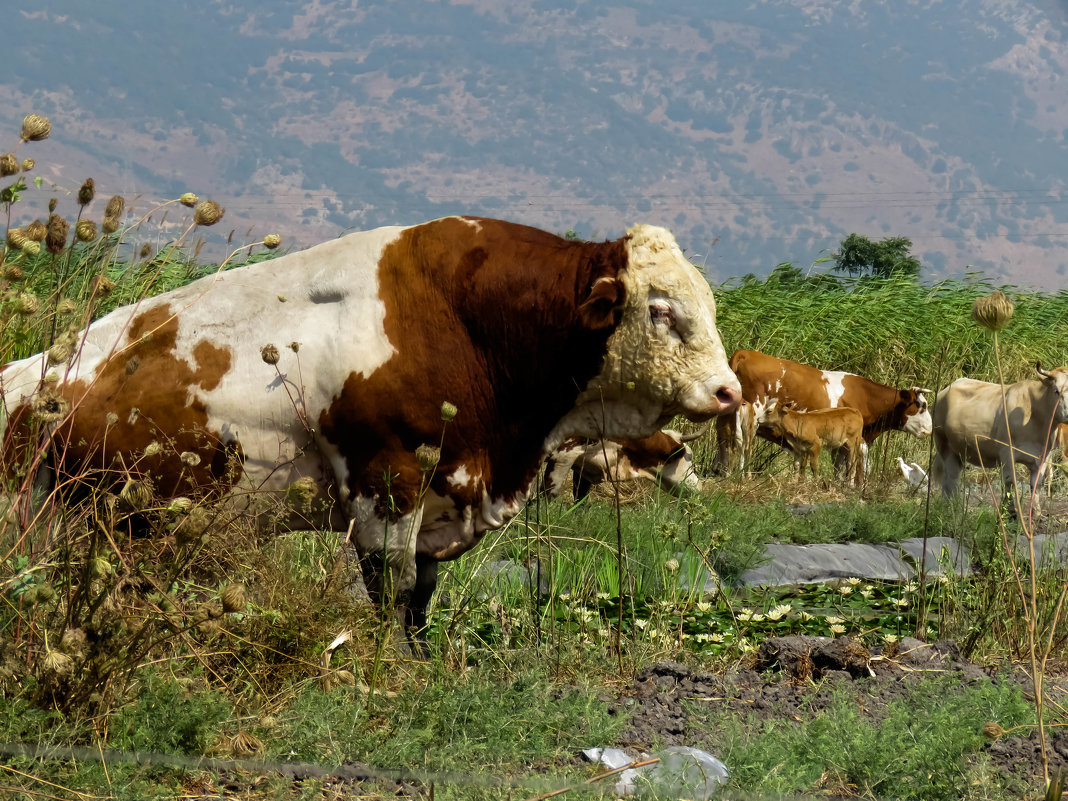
715 349 932 472
543 428 705 500
0 216 740 635
932 363 1068 514
760 402 866 486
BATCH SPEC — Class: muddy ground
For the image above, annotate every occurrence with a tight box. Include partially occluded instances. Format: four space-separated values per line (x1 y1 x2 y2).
610 635 1068 797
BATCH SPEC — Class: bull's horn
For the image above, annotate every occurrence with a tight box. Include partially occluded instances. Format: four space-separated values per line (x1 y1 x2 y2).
678 425 710 443
1037 361 1052 378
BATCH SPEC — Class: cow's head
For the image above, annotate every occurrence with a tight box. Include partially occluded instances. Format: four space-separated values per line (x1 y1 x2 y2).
578 225 740 436
900 387 933 437
1036 362 1068 424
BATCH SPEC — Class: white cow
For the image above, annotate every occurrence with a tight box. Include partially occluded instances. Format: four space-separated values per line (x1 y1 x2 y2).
932 362 1068 513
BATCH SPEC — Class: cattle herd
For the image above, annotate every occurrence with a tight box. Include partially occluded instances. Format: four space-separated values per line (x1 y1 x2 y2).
1 216 1067 636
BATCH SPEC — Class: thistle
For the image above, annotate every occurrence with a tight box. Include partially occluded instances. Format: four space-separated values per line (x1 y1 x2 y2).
972 291 1014 332
25 219 46 241
77 178 95 206
139 243 154 259
20 114 52 142
260 343 279 365
0 154 18 177
45 214 69 254
263 233 282 249
179 192 198 207
104 195 125 219
93 274 116 296
75 219 98 242
193 200 225 226
5 228 28 251
416 443 441 472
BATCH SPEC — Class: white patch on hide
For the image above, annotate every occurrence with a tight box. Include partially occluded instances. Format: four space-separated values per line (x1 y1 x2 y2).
822 371 848 407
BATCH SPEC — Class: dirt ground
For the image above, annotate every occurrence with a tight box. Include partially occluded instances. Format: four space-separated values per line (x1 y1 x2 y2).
609 636 1068 796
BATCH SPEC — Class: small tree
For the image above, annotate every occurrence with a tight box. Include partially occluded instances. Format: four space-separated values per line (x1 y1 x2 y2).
832 233 921 279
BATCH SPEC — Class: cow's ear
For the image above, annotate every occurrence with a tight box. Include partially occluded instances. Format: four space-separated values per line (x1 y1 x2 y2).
578 276 624 330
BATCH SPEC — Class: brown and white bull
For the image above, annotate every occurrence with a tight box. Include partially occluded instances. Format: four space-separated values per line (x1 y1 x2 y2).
543 428 705 500
760 402 866 486
716 349 932 472
0 216 740 636
932 363 1068 514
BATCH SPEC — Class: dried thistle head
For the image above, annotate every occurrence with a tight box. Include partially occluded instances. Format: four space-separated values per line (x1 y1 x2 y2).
75 219 98 242
286 476 318 509
32 387 67 422
13 293 41 316
77 178 95 206
179 192 198 208
5 228 28 251
260 343 279 365
440 401 458 422
21 114 52 142
263 233 281 249
415 443 441 472
193 200 225 226
220 583 247 614
143 441 163 458
972 291 1014 332
46 214 69 254
21 158 34 172
288 341 300 353
0 154 18 177
104 195 125 219
119 478 153 512
25 220 47 242
93 274 116 296
3 265 25 282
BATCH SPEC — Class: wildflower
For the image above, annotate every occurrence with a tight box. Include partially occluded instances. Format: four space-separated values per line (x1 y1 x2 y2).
263 233 282 249
664 557 680 573
193 200 225 226
167 497 193 515
180 451 201 467
119 478 153 512
21 239 40 257
75 219 98 242
21 158 34 172
77 178 95 206
94 274 116 296
770 603 793 618
57 298 77 314
893 597 909 608
12 293 41 316
105 412 118 425
798 610 813 622
22 221 45 243
860 588 874 599
695 601 712 613
634 618 647 630
440 401 458 421
882 633 899 645
839 585 853 595
0 154 18 176
39 648 74 679
46 214 68 254
972 291 1014 332
104 195 125 219
415 443 441 472
260 344 279 365
710 632 724 643
737 607 755 621
904 582 918 593
21 114 52 141
829 623 846 635
765 607 786 621
143 441 163 457
825 615 844 626
846 577 861 586
179 192 198 207
47 329 78 365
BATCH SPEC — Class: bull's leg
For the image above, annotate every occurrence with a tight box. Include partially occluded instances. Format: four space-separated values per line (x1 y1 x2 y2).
934 449 962 498
405 554 439 656
713 413 737 475
352 504 425 644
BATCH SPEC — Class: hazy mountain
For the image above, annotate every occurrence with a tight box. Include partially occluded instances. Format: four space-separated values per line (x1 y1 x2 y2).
3 0 1068 289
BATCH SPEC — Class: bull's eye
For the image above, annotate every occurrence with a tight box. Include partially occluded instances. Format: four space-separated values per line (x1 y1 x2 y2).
649 301 676 328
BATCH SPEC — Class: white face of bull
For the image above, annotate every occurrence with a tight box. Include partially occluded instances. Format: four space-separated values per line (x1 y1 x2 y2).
1041 367 1068 424
573 225 740 438
903 391 933 437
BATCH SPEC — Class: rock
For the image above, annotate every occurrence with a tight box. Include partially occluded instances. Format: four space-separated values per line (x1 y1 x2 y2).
812 637 873 678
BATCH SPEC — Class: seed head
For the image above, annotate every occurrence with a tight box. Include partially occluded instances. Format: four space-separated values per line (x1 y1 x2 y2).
167 497 193 515
25 220 46 241
104 195 125 219
260 343 279 365
21 114 52 142
46 214 69 254
77 178 95 206
75 219 98 242
0 154 18 177
13 293 41 316
93 274 116 296
193 200 225 226
982 721 1006 740
220 583 247 613
139 243 153 259
263 233 282 249
47 329 78 365
102 216 120 235
440 401 458 422
229 732 264 758
663 557 680 573
21 158 34 172
416 443 441 472
286 476 319 509
143 441 163 457
59 628 87 657
4 265 25 281
35 582 55 602
288 341 300 353
179 192 198 207
39 649 74 679
105 412 118 425
88 555 113 579
119 478 153 512
180 451 201 467
972 291 1014 332
57 297 78 314
48 198 57 213
21 240 40 257
6 228 28 251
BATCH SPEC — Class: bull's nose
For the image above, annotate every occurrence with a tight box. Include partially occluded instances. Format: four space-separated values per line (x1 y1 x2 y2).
713 385 741 415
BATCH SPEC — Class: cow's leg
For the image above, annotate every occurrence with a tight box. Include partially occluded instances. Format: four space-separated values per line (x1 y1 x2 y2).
352 503 424 637
405 554 439 657
713 413 737 474
933 443 961 499
808 444 821 480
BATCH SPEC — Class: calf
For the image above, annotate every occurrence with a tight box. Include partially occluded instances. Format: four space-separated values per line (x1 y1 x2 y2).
761 403 866 486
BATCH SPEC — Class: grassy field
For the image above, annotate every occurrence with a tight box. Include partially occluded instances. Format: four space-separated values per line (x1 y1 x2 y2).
5 118 1068 799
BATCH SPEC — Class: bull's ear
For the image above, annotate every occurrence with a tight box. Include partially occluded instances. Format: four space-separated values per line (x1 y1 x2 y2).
578 276 624 330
